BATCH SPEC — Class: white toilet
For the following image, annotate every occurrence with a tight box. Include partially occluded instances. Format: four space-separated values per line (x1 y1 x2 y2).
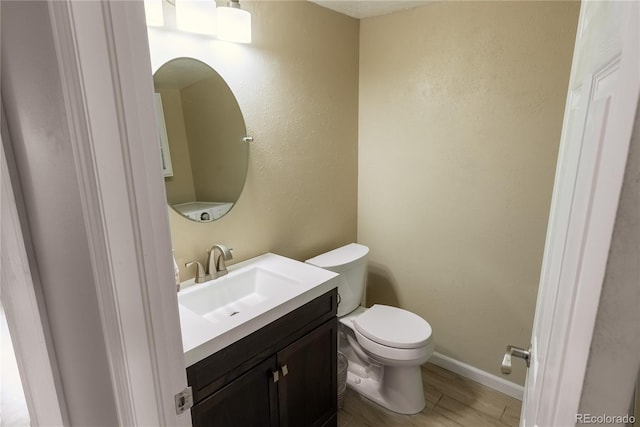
306 243 434 415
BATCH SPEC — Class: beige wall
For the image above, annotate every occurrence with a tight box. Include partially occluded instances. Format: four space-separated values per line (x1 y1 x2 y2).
157 71 247 206
181 75 247 202
148 1 359 280
358 1 579 384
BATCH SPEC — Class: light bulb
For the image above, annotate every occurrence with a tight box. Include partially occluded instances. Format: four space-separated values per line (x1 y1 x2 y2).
175 0 217 36
144 0 164 27
217 4 251 43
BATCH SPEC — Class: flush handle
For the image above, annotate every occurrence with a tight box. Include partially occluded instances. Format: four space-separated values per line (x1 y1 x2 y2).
501 345 531 375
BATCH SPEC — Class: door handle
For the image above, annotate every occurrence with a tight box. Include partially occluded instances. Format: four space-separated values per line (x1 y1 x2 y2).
501 345 531 375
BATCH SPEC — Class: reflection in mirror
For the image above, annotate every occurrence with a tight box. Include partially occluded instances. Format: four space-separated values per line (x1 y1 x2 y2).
153 58 249 222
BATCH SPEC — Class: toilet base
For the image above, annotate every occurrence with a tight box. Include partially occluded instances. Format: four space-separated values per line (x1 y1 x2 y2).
345 360 426 415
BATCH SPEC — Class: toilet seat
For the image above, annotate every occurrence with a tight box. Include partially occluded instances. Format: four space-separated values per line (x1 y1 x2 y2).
353 305 432 349
353 328 432 364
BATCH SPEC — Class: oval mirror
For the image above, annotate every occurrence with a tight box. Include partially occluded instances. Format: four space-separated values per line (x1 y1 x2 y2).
153 57 249 222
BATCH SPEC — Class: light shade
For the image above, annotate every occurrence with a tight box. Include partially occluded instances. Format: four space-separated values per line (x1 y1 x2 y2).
143 0 164 27
217 5 251 43
175 0 217 36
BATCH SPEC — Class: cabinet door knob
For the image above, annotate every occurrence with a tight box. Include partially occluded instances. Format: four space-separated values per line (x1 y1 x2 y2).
272 370 280 383
281 365 289 377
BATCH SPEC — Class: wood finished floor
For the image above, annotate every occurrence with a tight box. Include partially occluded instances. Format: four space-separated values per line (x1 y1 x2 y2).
338 363 521 427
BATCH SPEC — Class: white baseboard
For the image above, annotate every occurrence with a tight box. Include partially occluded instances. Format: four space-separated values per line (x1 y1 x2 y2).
429 352 524 401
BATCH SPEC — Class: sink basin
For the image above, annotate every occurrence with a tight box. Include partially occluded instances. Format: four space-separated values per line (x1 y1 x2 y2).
179 267 298 322
177 253 339 367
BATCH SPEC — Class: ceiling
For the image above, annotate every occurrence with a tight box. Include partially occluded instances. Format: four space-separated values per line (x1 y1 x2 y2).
309 0 436 19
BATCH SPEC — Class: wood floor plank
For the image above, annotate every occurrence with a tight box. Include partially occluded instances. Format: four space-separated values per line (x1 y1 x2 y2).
337 364 521 427
500 404 522 427
435 395 510 427
341 389 407 426
422 363 520 418
426 386 443 410
409 410 466 427
338 409 353 427
341 388 463 427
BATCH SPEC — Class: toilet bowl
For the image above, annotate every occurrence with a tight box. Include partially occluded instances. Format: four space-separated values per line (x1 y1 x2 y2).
306 244 434 415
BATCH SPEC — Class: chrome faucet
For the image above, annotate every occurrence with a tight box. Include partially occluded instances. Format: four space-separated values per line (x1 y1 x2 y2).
207 244 233 278
185 261 211 284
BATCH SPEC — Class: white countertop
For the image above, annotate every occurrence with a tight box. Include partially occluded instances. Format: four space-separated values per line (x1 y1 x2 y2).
177 253 339 367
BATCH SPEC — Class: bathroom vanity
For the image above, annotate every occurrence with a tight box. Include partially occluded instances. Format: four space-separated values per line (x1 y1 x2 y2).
177 254 339 427
188 290 337 426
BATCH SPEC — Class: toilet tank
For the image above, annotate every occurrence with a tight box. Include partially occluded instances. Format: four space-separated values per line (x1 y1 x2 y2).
305 243 369 317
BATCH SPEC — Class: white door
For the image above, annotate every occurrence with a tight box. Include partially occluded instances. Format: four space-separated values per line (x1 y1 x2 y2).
502 2 640 426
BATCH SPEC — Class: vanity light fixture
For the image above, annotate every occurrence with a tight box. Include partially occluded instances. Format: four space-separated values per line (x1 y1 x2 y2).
175 0 217 36
144 0 164 27
217 0 252 44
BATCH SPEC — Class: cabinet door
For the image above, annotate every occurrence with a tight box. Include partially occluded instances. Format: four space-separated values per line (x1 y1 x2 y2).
277 318 337 427
191 356 279 427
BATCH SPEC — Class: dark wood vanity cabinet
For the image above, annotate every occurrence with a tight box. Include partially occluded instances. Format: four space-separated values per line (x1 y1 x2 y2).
188 289 338 427
276 319 337 427
190 355 280 426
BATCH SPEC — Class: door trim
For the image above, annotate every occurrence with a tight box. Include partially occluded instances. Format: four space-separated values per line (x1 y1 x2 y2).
46 1 190 425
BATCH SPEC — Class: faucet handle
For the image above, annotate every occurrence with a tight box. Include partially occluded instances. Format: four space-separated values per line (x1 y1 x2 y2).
185 261 211 283
205 249 217 278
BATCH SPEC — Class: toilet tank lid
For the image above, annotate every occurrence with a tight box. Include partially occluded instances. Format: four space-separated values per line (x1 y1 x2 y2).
305 243 369 268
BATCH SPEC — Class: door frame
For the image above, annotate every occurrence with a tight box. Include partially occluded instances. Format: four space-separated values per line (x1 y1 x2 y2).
44 1 190 425
1 109 68 426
